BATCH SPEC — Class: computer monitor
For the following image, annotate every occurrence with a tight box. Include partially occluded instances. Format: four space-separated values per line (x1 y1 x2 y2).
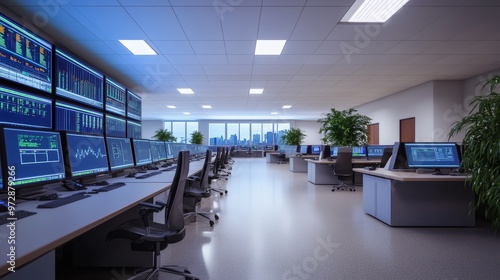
105 77 126 116
105 137 134 172
310 145 321 155
379 147 393 168
150 140 168 163
387 142 409 170
105 115 126 137
367 145 393 158
404 143 460 169
55 101 104 135
299 145 308 155
63 133 109 179
165 143 174 159
352 146 367 157
319 145 330 160
1 127 65 189
330 146 338 158
0 85 52 129
131 139 152 166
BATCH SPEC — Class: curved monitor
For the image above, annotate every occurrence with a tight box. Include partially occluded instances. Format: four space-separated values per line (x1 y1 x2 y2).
404 142 460 169
1 127 65 188
63 133 109 179
105 136 134 171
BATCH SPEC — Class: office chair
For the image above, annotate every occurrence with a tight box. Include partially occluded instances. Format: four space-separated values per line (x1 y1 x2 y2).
184 150 219 227
107 151 200 280
277 152 287 164
209 156 228 195
332 147 355 192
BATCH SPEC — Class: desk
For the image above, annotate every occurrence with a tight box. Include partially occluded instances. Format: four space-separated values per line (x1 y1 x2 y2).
266 152 279 163
305 159 380 185
0 160 205 279
233 150 264 157
355 168 474 227
289 155 317 173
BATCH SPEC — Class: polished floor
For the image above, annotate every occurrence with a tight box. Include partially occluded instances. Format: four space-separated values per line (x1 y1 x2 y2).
62 157 500 280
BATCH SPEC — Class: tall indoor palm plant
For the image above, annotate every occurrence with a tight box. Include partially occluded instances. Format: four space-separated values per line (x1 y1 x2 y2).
152 128 177 142
318 108 371 146
281 128 306 146
190 130 204 144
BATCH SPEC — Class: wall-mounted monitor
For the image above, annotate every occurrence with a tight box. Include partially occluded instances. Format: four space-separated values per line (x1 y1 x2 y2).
105 136 134 171
105 115 126 138
55 49 103 108
55 101 103 135
150 140 167 163
127 119 141 139
352 146 367 157
404 143 460 169
0 85 52 128
0 13 52 93
131 139 152 166
127 90 141 120
105 77 126 116
310 145 321 155
62 133 109 179
1 127 65 188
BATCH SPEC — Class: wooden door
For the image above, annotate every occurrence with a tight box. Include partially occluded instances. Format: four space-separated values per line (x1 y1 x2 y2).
367 123 379 144
400 117 415 142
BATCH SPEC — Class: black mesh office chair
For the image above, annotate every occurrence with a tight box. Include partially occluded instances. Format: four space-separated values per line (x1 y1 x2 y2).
184 150 219 226
332 147 355 192
107 151 199 280
277 152 287 164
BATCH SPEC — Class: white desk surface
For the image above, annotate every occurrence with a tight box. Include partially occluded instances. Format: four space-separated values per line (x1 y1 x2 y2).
305 158 381 165
353 168 469 182
0 159 205 276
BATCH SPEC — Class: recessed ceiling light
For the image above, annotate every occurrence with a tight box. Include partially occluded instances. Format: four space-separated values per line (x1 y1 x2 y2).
119 40 157 55
202 105 212 109
341 0 409 23
166 105 176 109
249 88 264 94
282 105 292 109
255 40 286 55
271 112 278 115
177 88 194 94
183 112 190 115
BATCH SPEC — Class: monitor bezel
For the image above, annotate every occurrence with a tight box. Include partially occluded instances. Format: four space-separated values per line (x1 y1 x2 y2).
404 142 461 169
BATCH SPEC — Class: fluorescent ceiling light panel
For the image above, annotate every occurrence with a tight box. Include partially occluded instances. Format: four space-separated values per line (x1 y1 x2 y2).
282 105 292 109
271 112 278 115
249 88 264 94
166 105 176 109
202 105 212 109
177 88 194 94
119 40 157 55
255 40 286 55
341 0 409 23
183 112 190 115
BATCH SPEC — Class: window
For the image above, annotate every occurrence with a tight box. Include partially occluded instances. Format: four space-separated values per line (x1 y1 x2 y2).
186 122 198 143
251 123 262 144
207 122 290 146
226 123 238 145
209 123 225 145
240 123 250 146
164 121 198 143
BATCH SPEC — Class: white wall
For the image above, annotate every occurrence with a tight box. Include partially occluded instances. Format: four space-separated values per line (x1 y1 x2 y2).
294 121 322 144
432 81 464 142
141 120 164 139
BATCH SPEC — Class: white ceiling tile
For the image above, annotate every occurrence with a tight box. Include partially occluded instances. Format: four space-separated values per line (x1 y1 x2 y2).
258 7 302 39
154 41 194 55
125 7 186 40
173 7 224 40
291 7 349 40
191 41 226 55
197 55 228 64
221 7 260 40
282 41 322 55
74 7 145 39
227 55 254 64
225 41 256 54
384 41 441 55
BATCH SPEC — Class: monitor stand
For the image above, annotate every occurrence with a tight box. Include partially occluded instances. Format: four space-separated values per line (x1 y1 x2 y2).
16 185 46 199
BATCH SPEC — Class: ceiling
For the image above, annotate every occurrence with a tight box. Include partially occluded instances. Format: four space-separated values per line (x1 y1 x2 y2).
2 0 500 121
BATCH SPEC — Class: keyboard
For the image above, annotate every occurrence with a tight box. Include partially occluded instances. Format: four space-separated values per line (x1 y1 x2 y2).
37 193 90 209
161 166 177 172
0 210 37 225
95 182 126 192
136 171 163 179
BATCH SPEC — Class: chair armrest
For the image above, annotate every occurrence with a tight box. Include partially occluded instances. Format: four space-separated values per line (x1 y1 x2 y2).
139 202 164 212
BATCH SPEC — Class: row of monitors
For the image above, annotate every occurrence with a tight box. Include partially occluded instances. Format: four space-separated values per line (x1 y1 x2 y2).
0 126 207 191
298 145 392 158
0 12 141 124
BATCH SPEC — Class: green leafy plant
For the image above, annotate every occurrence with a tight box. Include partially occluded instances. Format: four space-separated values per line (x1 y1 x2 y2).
448 75 500 230
152 128 177 142
190 130 204 145
318 108 372 146
281 128 306 146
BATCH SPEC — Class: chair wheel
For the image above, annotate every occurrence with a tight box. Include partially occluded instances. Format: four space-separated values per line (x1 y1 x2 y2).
224 190 228 194
209 220 214 227
215 214 219 220
331 189 335 192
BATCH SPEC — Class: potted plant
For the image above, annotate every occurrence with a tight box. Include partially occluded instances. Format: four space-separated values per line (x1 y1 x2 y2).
317 108 371 146
448 75 500 230
152 128 177 142
281 127 306 146
190 130 204 145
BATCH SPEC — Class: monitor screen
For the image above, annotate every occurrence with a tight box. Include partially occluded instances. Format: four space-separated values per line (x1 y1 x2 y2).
405 143 460 169
64 133 109 178
2 127 65 187
299 145 308 154
0 13 52 93
127 120 141 139
55 49 103 108
310 145 321 155
367 145 393 157
0 85 52 128
105 115 126 137
352 146 367 157
150 140 167 163
105 77 126 116
0 151 3 191
165 143 173 159
330 146 338 157
131 139 152 166
105 137 134 171
127 90 141 120
55 101 103 135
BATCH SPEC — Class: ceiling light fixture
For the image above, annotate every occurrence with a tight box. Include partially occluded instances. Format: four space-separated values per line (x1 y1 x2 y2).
249 88 264 94
271 112 278 115
166 105 176 109
282 105 292 109
255 40 286 55
119 40 157 55
183 112 190 115
341 0 409 23
177 88 194 94
202 105 212 109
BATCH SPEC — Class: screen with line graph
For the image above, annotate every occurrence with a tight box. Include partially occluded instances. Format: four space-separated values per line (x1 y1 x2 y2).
1 127 66 188
63 133 109 178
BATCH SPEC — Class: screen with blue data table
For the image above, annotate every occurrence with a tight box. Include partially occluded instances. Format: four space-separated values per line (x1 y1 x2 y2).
310 145 321 155
105 115 126 137
106 137 134 171
55 101 103 135
64 133 109 178
105 77 126 116
150 141 167 163
127 90 141 120
0 85 52 128
367 145 393 157
127 120 141 139
352 146 367 157
2 127 65 188
405 143 460 169
0 13 52 93
131 139 152 166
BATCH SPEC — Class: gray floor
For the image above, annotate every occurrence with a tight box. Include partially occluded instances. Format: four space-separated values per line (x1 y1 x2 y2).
161 158 500 280
61 157 500 279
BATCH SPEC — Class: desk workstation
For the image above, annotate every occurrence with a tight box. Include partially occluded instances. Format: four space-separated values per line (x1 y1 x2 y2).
305 158 380 185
